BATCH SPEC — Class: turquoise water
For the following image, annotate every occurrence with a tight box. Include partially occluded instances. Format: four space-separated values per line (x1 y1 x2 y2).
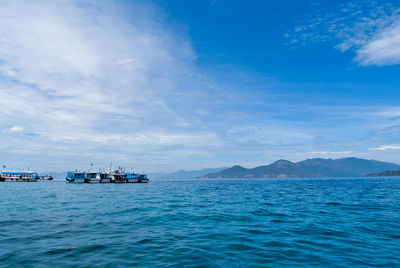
1 178 400 267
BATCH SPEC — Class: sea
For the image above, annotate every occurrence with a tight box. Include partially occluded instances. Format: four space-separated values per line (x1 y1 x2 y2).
0 177 399 267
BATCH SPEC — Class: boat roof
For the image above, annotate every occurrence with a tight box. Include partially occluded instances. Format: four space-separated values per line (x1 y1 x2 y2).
66 171 147 175
1 171 37 174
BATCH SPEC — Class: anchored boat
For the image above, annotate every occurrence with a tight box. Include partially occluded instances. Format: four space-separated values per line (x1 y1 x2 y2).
38 175 54 180
0 171 38 182
66 170 148 183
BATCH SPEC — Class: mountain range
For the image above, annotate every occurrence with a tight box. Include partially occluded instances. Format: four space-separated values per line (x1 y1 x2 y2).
201 157 400 178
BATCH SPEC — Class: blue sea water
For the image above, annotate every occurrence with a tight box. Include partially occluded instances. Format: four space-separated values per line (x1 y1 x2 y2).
0 178 400 267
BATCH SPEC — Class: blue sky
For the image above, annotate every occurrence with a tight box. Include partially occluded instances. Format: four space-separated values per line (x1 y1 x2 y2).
1 0 400 172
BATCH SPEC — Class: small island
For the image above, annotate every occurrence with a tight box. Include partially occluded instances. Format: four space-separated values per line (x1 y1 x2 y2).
367 170 400 177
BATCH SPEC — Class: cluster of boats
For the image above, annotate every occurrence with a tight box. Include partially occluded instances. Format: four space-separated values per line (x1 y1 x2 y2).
66 170 148 183
0 169 148 183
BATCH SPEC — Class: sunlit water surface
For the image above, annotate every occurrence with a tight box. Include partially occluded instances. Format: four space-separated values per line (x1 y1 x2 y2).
1 178 400 267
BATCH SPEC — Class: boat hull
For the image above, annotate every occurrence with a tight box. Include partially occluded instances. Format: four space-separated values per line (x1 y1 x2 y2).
66 179 149 183
5 178 37 182
71 178 86 183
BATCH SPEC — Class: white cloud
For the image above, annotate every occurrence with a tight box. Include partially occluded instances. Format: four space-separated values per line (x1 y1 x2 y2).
10 125 23 132
371 107 400 118
307 151 354 155
356 23 400 66
370 145 400 151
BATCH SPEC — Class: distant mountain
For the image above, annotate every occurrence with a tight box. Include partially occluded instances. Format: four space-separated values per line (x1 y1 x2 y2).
367 170 400 177
150 167 227 180
202 158 400 178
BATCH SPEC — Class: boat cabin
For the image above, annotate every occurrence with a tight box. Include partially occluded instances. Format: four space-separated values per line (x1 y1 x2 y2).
0 171 38 182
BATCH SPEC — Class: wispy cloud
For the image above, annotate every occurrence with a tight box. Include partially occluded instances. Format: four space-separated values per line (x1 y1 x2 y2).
307 151 354 155
370 145 400 151
288 1 400 66
356 22 400 65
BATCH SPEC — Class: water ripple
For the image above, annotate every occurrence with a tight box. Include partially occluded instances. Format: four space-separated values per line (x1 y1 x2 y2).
0 178 400 267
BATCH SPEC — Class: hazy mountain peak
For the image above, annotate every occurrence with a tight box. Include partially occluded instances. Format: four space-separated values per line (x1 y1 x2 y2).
272 159 295 165
230 165 247 170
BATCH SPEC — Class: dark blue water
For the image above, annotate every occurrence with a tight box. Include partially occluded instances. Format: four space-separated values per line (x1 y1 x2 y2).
1 178 400 267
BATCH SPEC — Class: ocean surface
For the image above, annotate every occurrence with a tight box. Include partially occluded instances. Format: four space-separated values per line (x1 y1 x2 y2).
1 178 400 267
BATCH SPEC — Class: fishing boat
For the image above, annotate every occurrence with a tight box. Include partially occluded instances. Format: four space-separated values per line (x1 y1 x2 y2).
66 172 87 183
38 175 54 180
126 172 139 183
110 170 127 183
138 174 149 183
0 171 38 182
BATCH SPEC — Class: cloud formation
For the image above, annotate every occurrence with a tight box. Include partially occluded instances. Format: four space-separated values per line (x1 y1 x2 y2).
370 145 400 151
1 0 400 172
288 1 400 66
356 23 400 66
0 0 217 171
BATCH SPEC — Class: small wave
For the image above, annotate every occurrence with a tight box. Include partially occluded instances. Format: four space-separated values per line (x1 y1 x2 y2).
77 244 107 254
326 202 342 206
46 248 74 255
1 178 400 267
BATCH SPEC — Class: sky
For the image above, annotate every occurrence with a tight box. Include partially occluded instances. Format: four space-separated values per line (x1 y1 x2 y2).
1 0 400 172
